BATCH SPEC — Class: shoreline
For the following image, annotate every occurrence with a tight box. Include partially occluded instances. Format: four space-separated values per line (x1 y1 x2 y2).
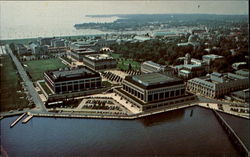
1 103 249 120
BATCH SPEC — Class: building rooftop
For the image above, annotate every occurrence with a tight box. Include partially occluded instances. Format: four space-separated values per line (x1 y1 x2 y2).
85 54 114 61
203 54 223 59
232 89 249 98
73 48 97 54
142 61 166 69
133 36 151 41
132 73 178 86
124 73 183 90
235 69 249 77
45 66 100 82
180 69 191 74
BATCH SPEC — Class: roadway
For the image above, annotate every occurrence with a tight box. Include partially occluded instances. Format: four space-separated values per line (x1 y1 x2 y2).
5 45 47 112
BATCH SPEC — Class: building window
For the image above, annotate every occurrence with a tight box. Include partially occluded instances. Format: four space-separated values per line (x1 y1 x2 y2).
165 92 169 98
96 81 101 87
148 95 152 101
68 85 73 91
137 92 140 99
154 93 158 101
62 86 67 92
85 83 90 88
74 84 79 91
55 87 61 93
91 82 95 88
170 91 174 97
159 92 164 99
176 90 180 96
181 89 185 95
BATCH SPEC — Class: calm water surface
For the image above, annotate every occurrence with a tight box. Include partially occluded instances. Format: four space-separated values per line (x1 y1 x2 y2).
220 112 250 150
1 106 245 157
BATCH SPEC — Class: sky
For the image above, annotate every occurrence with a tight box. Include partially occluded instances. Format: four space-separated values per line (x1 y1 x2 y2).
0 1 248 39
1 1 248 26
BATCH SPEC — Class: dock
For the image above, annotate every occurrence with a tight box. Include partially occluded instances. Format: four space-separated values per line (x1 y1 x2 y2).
10 113 26 128
22 115 33 123
213 110 250 157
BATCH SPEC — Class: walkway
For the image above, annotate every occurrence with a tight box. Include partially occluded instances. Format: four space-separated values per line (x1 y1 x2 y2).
5 45 47 112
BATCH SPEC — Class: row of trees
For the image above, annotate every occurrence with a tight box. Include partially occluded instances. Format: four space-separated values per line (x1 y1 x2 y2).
110 35 248 73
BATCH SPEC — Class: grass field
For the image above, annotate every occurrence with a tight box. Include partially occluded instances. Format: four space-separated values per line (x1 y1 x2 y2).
110 53 140 70
39 81 53 95
23 58 67 81
0 54 29 111
117 59 140 70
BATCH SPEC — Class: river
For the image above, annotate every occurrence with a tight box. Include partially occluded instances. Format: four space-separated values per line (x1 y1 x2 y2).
1 106 248 157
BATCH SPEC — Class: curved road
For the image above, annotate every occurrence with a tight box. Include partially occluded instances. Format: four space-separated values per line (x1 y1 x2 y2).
6 45 47 112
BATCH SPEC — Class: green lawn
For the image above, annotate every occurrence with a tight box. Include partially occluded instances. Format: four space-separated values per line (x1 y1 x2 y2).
0 54 29 111
39 81 53 95
110 53 140 70
117 59 140 70
110 53 121 59
23 58 68 81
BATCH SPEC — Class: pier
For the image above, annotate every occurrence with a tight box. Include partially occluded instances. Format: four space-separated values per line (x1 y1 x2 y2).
22 115 33 123
10 113 26 128
213 110 250 157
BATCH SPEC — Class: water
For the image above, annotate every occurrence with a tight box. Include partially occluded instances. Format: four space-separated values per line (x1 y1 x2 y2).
220 112 250 150
0 106 245 157
0 16 119 40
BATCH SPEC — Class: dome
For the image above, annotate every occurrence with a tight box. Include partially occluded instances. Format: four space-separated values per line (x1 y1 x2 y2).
188 35 199 43
185 53 191 58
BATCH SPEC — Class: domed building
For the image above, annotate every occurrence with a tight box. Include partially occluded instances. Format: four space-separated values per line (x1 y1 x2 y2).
177 34 200 48
188 34 199 43
184 53 191 65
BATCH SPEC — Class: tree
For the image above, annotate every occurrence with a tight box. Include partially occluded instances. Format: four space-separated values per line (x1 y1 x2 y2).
128 63 132 70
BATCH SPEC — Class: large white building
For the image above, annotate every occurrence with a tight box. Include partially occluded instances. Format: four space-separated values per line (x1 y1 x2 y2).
82 54 117 70
202 54 224 65
114 73 196 111
187 72 249 98
141 61 166 74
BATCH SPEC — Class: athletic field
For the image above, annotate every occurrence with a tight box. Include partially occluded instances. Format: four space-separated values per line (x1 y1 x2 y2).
23 58 67 81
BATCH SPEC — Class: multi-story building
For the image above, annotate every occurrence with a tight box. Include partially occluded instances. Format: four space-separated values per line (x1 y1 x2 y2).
29 43 48 55
141 61 166 74
174 53 206 79
231 89 249 103
82 54 117 70
235 69 249 77
175 64 205 79
38 37 55 46
202 54 224 65
187 72 249 98
16 44 28 55
69 48 98 62
51 38 66 47
70 41 96 51
44 66 101 94
114 72 196 111
232 62 247 70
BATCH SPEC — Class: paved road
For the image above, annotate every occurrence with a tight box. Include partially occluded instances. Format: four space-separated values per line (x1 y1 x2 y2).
197 95 248 106
6 45 47 112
